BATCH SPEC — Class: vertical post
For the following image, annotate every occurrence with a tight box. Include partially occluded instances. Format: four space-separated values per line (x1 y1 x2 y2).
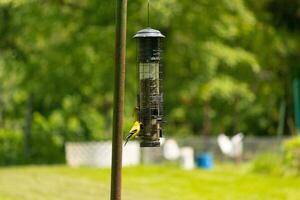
277 100 286 139
294 79 300 134
110 0 127 199
24 92 33 162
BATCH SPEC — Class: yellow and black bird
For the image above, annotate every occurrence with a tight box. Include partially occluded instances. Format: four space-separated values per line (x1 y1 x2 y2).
124 121 142 146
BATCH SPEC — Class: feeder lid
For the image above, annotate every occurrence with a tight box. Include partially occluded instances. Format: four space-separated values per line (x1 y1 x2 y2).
134 27 165 38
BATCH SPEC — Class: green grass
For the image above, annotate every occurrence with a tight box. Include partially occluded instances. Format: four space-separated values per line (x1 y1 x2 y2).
0 164 299 200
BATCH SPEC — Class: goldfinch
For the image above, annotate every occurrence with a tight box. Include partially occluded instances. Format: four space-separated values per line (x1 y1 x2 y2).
124 121 142 146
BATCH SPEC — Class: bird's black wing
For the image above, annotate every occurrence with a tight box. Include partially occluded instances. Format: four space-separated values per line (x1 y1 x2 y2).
124 129 137 146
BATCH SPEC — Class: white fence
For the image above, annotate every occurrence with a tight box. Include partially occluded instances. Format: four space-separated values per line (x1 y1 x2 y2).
65 137 284 168
66 141 140 168
65 139 195 170
178 136 285 160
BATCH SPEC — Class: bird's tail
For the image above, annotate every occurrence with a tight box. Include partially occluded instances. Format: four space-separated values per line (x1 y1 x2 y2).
124 133 133 147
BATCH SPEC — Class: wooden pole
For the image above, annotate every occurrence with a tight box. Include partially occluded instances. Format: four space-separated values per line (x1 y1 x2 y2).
110 0 127 199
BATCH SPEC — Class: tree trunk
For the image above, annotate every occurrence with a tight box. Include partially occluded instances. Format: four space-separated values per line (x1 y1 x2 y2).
23 92 34 162
202 101 211 151
233 97 240 134
202 101 211 137
287 116 296 136
0 93 4 128
103 97 112 137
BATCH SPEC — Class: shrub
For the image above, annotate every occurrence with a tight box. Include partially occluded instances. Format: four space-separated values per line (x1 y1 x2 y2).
251 152 283 175
29 113 65 164
0 129 23 165
283 136 300 175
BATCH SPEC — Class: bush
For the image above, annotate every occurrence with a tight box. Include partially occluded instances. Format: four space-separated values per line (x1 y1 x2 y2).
251 137 300 177
283 136 300 175
0 129 23 165
0 113 65 165
251 152 283 175
28 131 65 164
29 113 65 164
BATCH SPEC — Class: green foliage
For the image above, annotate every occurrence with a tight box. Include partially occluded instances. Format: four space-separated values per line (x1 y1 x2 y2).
0 129 23 165
0 0 300 164
283 136 300 175
251 152 283 175
28 113 64 164
251 137 300 177
251 136 300 176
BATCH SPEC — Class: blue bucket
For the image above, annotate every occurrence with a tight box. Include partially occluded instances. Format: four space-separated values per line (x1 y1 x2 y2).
196 153 213 169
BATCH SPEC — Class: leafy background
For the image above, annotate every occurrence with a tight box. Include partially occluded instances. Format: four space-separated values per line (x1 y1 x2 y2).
0 0 300 163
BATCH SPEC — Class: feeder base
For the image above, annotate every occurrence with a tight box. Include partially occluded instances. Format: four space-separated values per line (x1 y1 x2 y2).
140 140 160 147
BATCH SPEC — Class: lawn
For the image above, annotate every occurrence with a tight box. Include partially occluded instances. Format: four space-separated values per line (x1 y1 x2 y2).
0 165 299 200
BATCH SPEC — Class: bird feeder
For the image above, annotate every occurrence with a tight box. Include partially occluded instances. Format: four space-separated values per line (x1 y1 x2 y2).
134 28 165 147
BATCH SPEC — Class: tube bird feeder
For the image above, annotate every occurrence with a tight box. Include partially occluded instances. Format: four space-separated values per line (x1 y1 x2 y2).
134 28 165 147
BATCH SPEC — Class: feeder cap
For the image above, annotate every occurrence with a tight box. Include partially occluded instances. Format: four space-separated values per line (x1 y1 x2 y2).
134 27 165 38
